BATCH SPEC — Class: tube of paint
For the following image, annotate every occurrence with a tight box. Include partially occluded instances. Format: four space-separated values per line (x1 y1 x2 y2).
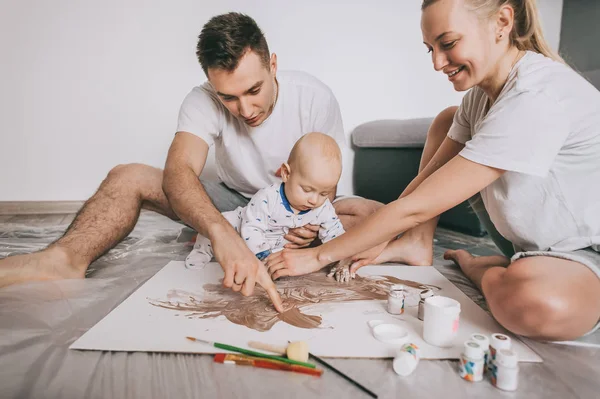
489 333 511 378
387 284 405 315
417 289 434 321
458 341 485 382
393 343 420 376
493 349 519 391
470 333 490 373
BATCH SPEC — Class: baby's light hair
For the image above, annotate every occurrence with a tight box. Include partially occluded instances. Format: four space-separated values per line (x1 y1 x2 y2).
287 132 342 171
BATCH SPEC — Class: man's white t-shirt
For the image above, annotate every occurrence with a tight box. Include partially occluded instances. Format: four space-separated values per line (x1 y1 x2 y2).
176 70 346 198
448 51 600 253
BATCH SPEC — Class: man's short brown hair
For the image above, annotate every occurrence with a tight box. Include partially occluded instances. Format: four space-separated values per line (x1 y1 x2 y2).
196 12 270 75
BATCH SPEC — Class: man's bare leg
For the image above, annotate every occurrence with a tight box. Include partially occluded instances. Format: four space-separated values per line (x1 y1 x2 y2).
364 106 459 266
0 164 176 287
333 198 383 231
445 249 600 340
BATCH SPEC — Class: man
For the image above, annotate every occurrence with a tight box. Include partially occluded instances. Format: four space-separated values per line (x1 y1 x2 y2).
0 13 382 311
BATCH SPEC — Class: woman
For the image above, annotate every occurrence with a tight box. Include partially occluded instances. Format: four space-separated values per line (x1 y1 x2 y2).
266 0 600 341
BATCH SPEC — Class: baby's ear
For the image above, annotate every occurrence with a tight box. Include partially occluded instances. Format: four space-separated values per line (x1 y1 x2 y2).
280 163 291 182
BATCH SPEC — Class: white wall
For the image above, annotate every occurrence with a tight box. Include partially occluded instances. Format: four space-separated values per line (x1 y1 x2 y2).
0 0 562 201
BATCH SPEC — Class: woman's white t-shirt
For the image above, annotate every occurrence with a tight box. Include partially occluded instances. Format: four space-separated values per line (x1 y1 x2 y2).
448 51 600 253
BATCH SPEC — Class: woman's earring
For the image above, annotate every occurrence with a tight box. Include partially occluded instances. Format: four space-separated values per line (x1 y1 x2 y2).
499 33 503 39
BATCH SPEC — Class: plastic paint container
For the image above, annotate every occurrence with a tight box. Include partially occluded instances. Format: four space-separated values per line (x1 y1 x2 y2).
422 296 461 347
387 284 405 315
417 289 434 321
470 333 490 373
489 333 511 375
393 343 420 376
458 341 485 382
492 348 519 391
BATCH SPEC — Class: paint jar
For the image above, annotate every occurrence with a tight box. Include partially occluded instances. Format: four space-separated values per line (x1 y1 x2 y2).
458 340 485 382
470 333 490 373
393 343 420 376
387 284 405 315
492 349 519 391
422 296 461 347
417 289 434 321
489 333 511 376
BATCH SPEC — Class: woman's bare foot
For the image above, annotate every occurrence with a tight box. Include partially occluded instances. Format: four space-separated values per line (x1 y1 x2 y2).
0 246 86 288
443 249 475 268
444 249 510 290
377 233 434 266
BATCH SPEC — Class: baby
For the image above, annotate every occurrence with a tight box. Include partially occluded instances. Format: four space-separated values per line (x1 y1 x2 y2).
185 132 348 275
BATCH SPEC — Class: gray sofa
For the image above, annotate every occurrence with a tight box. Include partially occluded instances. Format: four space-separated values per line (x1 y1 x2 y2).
352 118 487 237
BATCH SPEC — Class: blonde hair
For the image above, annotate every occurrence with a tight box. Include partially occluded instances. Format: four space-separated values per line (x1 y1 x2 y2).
422 0 564 63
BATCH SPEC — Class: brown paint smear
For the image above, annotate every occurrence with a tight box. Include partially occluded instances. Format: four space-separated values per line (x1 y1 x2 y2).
149 271 441 332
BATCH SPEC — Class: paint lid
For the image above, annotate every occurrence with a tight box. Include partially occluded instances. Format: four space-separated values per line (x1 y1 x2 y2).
496 348 518 368
470 333 490 349
367 319 386 329
390 284 405 292
463 341 484 359
491 333 512 350
420 289 434 299
424 296 461 314
393 348 419 376
372 323 409 345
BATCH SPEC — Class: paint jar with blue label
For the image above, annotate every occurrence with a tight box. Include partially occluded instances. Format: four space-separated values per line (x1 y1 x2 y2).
393 343 420 376
458 341 485 382
387 284 405 315
489 333 511 378
470 333 490 373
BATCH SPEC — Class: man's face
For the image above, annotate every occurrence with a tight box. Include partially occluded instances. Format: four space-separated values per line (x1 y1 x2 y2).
207 50 278 127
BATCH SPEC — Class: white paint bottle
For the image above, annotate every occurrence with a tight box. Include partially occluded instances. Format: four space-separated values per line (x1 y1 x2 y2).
489 333 511 373
417 289 434 321
470 333 490 373
387 284 405 315
458 341 485 382
493 349 519 391
393 343 420 376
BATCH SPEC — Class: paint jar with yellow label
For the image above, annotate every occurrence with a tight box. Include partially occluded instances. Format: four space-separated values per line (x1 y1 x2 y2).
387 284 405 315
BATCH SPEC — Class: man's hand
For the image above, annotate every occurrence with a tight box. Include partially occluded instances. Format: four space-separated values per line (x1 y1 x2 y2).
264 247 325 280
211 226 283 312
284 224 320 248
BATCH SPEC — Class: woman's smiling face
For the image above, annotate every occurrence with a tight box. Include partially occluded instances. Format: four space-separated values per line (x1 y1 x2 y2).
421 0 500 92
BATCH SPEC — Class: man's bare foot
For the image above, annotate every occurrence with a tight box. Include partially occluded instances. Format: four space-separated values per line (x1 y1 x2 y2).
0 246 86 288
377 233 434 266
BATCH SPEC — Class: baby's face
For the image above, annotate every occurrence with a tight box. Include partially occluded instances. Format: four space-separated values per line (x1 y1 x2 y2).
283 161 340 212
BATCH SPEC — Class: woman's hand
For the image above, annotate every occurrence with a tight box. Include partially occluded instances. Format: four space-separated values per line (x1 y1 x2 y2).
348 241 390 274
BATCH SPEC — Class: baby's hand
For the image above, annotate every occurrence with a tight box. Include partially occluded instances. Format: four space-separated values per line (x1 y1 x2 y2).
327 259 354 283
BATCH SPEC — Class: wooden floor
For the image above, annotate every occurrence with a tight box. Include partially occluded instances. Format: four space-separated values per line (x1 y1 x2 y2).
1 212 599 399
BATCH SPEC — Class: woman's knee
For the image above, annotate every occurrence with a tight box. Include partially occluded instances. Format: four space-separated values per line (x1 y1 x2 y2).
482 259 590 339
427 106 459 142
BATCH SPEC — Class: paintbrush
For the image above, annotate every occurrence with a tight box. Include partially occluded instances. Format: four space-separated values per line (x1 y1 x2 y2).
185 336 316 369
214 353 323 377
309 353 378 398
